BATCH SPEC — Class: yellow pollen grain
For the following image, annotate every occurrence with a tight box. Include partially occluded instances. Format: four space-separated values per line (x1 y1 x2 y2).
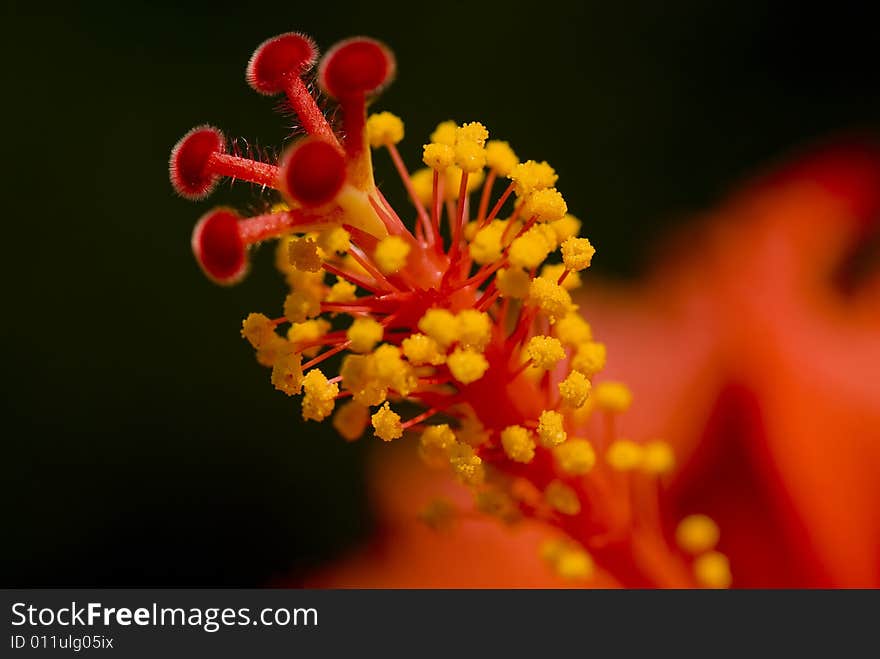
558 370 591 408
469 221 505 265
453 140 486 173
346 317 384 353
326 278 357 303
301 369 338 422
455 121 489 147
448 443 484 486
317 225 350 255
694 551 732 589
676 514 720 554
537 409 567 447
540 263 581 291
410 168 434 207
283 289 321 324
545 480 581 516
495 267 531 299
430 120 457 146
526 335 566 370
527 277 575 323
594 381 633 412
374 235 411 275
447 348 489 384
241 313 276 349
554 313 592 346
456 310 492 352
288 237 323 272
553 438 596 475
419 423 457 467
366 111 404 147
422 142 455 171
508 228 553 270
605 439 643 471
332 400 370 441
418 308 458 349
485 140 519 176
561 236 595 271
401 333 446 366
270 347 303 396
521 188 568 223
549 214 581 243
371 401 403 441
509 160 558 197
642 440 675 475
501 425 536 463
571 341 606 375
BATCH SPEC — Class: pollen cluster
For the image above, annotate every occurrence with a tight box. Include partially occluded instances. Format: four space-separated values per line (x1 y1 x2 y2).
171 31 731 589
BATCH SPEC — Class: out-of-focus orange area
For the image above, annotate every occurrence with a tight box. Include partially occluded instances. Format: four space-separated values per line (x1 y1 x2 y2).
303 141 880 588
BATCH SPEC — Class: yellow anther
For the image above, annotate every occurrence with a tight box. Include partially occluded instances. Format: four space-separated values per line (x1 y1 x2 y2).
693 551 732 589
521 188 568 223
325 278 357 303
455 121 489 147
469 220 505 264
422 142 455 171
553 438 596 475
554 313 592 346
366 111 404 147
346 317 384 353
419 423 457 467
485 140 519 176
371 344 418 396
508 227 553 270
241 313 276 349
456 310 492 351
332 400 370 441
501 425 536 463
448 443 484 486
526 335 566 370
418 308 458 349
558 370 591 408
571 341 606 375
447 348 489 384
371 401 403 441
317 225 350 255
443 166 484 200
288 318 330 357
283 289 321 324
676 514 720 554
457 413 489 447
561 236 595 271
549 214 581 243
540 263 581 291
401 333 446 366
495 267 531 299
537 409 567 447
509 160 558 197
642 440 675 475
556 547 594 581
301 369 338 422
453 140 486 173
545 480 581 515
254 333 291 368
430 120 457 146
605 439 643 471
340 354 387 407
287 236 323 272
594 381 633 412
270 346 303 396
527 276 575 323
374 235 411 275
410 168 434 207
475 488 520 523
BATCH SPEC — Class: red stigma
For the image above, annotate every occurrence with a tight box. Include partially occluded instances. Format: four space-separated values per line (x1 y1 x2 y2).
246 32 318 96
318 37 395 99
191 208 247 284
169 126 226 200
279 139 347 207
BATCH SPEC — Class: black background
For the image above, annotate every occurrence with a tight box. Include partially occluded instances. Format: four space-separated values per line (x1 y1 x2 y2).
3 1 878 586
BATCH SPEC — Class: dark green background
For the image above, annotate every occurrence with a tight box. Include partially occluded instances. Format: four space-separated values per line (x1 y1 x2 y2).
4 1 877 585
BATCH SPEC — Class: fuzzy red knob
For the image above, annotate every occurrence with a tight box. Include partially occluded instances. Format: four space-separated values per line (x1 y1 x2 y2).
318 37 395 99
279 139 347 207
191 208 247 284
246 32 319 95
169 126 226 200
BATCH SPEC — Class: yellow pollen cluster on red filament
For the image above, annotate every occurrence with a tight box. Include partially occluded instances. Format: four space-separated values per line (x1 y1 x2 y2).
171 31 730 589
